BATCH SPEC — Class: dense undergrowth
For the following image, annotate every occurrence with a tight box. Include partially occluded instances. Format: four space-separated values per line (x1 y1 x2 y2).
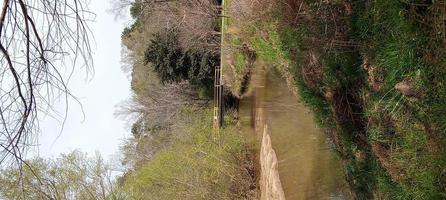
120 108 258 199
223 0 446 199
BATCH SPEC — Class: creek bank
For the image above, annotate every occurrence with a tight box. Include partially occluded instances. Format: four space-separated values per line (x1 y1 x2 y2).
224 0 446 198
236 63 351 200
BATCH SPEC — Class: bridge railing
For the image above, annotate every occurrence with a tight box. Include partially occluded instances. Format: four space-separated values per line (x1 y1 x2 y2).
214 0 226 137
213 66 223 136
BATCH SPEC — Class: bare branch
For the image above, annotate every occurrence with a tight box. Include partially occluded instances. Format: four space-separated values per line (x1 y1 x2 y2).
0 0 94 167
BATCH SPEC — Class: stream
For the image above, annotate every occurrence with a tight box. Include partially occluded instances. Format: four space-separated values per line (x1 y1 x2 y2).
239 64 351 200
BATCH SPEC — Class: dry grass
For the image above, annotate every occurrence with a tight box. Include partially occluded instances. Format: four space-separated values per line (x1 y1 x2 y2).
302 51 323 90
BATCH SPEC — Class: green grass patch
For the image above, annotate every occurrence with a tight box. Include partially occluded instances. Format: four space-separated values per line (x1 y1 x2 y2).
353 0 446 198
234 50 247 73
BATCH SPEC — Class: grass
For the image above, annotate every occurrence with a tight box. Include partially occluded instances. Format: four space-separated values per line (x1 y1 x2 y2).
353 1 446 198
222 0 291 96
234 50 247 72
120 108 258 200
248 25 281 63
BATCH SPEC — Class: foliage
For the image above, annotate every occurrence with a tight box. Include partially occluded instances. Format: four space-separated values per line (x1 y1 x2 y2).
130 1 142 18
144 30 217 88
121 19 140 39
351 1 446 198
120 108 257 200
0 151 122 200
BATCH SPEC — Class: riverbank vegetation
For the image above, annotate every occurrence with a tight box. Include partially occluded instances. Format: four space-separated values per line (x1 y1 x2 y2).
119 108 257 199
223 0 446 199
116 0 258 199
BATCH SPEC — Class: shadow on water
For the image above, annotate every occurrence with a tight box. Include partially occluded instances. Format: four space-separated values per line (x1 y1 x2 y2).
239 62 352 200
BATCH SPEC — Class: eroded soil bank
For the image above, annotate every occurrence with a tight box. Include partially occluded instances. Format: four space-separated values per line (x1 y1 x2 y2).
239 63 351 200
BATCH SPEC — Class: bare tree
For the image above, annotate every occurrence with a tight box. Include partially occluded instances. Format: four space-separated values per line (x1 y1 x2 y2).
115 81 209 169
0 0 94 166
174 0 221 54
115 81 208 130
109 0 173 20
116 0 221 54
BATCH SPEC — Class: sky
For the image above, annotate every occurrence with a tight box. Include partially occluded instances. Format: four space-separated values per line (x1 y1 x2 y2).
36 1 132 160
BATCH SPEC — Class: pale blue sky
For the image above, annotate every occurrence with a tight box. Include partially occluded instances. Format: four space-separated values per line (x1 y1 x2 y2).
37 1 132 159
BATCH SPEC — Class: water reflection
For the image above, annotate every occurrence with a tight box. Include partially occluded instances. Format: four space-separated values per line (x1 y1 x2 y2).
239 63 351 200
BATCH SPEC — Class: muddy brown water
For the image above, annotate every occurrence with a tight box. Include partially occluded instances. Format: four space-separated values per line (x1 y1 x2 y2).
239 64 351 200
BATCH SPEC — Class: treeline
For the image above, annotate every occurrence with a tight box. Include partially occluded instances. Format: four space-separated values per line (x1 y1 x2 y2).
0 151 121 199
0 0 257 199
118 0 223 168
117 0 257 198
